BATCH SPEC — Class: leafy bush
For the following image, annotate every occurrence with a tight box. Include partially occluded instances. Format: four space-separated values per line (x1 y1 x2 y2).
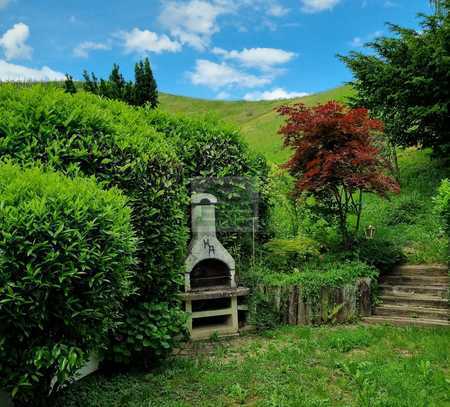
356 237 407 272
435 179 450 233
264 236 321 271
0 163 137 405
111 302 187 365
0 85 188 363
386 193 423 226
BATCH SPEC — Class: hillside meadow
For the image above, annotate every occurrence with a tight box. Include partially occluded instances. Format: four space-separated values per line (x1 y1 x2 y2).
160 85 354 163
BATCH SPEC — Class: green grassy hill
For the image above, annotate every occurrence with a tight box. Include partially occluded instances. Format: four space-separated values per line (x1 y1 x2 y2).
160 85 354 163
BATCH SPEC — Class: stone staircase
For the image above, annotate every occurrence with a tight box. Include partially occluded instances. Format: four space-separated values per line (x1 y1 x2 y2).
363 264 449 327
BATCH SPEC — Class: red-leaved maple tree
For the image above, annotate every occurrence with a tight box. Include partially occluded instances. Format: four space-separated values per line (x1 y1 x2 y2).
277 101 400 247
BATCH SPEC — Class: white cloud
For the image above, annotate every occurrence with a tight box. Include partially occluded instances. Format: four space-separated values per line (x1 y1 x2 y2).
119 28 181 54
158 0 234 51
212 47 296 70
243 88 309 101
0 0 11 9
216 91 231 99
267 2 290 17
0 23 32 61
73 41 111 58
189 59 271 89
0 60 65 81
300 0 340 13
350 30 383 47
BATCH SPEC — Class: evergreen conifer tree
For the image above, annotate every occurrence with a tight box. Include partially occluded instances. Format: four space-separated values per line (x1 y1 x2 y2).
63 74 77 94
143 58 158 108
133 60 145 106
109 64 125 100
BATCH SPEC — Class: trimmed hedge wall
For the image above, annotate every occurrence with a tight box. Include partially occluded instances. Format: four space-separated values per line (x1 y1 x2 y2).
0 163 137 405
0 85 188 364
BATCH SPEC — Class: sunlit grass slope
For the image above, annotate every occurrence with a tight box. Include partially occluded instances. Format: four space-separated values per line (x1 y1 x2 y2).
159 85 354 163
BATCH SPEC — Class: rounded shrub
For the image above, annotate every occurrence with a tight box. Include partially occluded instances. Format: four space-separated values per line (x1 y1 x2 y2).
355 237 407 273
0 162 137 405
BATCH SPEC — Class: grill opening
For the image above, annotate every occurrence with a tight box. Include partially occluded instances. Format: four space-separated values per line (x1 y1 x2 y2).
190 259 230 290
192 315 231 329
191 298 231 312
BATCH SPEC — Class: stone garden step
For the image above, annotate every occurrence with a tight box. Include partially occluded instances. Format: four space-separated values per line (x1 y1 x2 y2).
363 315 450 327
381 274 448 286
374 304 449 321
380 294 448 308
380 284 448 298
390 264 448 277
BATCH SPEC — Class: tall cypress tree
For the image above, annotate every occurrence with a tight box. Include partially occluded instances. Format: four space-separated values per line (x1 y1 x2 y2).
109 64 125 100
143 58 158 108
64 74 77 94
133 60 145 106
82 70 99 94
82 70 94 93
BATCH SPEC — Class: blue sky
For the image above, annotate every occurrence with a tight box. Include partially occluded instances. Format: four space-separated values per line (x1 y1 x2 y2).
0 0 431 100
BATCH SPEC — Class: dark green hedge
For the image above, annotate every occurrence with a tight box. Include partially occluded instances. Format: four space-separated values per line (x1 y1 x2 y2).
145 109 272 259
0 163 137 405
0 85 188 364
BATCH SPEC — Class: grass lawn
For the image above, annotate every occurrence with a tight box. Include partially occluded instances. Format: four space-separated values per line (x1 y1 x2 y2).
56 324 450 407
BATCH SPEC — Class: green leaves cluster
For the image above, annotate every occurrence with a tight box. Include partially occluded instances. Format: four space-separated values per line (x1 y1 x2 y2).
0 163 137 405
111 302 187 365
340 1 450 156
435 179 450 233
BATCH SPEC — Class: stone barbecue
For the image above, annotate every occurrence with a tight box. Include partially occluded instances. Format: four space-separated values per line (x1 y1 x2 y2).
182 193 249 339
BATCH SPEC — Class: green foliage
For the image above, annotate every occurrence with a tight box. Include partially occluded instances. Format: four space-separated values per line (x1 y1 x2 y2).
355 237 407 272
264 236 321 270
111 302 187 365
0 163 137 405
385 193 423 226
322 329 373 353
0 84 188 363
435 178 450 233
261 260 378 301
340 2 450 156
63 74 77 94
359 148 449 264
